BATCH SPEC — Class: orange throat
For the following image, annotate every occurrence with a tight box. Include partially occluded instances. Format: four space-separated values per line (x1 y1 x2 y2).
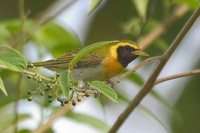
103 56 124 80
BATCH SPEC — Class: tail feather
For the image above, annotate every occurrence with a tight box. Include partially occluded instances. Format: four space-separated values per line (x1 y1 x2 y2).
33 59 69 71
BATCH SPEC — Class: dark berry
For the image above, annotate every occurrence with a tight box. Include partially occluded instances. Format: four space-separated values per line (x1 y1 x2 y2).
72 100 76 106
28 97 32 101
48 94 52 99
27 91 32 95
27 75 32 79
64 100 69 104
60 103 65 106
85 93 90 97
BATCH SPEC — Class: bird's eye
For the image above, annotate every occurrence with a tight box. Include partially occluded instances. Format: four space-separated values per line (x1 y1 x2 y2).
126 46 132 51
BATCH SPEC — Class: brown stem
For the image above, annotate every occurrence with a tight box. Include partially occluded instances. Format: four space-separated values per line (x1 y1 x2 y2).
155 69 200 85
117 56 161 82
14 1 25 132
108 5 200 133
37 0 78 26
32 105 72 133
18 0 25 26
23 70 55 82
14 74 22 133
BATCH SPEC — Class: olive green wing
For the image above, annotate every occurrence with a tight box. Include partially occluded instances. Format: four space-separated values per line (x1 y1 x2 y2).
33 49 103 71
33 49 79 70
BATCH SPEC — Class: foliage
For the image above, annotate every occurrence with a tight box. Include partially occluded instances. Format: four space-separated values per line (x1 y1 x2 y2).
0 0 199 133
88 81 118 102
0 76 7 96
67 111 110 132
88 0 102 14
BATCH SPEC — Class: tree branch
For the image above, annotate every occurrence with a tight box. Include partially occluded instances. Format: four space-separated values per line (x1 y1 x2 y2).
155 69 200 85
32 104 72 133
37 0 78 26
117 56 161 82
108 5 200 133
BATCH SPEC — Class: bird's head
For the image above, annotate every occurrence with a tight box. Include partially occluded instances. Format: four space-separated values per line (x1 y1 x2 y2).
111 40 149 68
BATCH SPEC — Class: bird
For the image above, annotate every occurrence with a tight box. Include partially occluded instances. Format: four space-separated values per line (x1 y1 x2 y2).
33 40 149 81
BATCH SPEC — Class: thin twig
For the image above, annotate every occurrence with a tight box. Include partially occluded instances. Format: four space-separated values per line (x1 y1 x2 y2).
37 0 78 26
14 1 25 132
14 74 22 133
138 4 189 49
32 95 90 133
10 0 78 47
23 70 55 82
117 56 161 82
108 5 200 133
32 104 72 133
18 0 25 27
155 69 200 85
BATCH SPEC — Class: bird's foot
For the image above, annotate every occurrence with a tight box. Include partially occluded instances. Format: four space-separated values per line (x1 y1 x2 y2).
104 79 115 88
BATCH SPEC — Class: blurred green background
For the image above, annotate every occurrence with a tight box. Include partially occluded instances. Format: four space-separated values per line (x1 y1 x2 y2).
0 0 200 133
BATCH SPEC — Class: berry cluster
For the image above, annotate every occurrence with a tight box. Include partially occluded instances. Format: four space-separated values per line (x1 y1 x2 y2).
25 71 99 107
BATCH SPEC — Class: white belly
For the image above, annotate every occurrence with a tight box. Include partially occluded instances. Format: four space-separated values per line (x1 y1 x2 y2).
72 65 104 81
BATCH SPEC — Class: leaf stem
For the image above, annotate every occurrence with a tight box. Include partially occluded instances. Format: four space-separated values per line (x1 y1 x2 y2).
32 104 72 133
14 74 22 133
117 56 161 82
23 70 55 82
155 69 200 85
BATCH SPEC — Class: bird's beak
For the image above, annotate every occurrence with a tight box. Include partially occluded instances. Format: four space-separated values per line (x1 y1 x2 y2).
133 50 149 56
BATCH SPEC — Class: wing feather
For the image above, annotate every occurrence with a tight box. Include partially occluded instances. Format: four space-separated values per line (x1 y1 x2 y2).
33 48 103 71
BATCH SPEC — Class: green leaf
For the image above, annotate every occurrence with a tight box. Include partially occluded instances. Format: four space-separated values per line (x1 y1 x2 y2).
117 91 169 131
0 20 32 44
2 20 24 34
127 73 180 123
138 104 169 131
0 45 27 72
117 91 130 103
32 22 81 56
70 40 119 66
67 112 109 132
122 17 143 36
132 0 149 21
155 38 169 51
150 90 175 112
128 73 144 86
0 24 11 44
18 129 32 133
88 81 118 102
0 76 7 96
0 113 30 130
58 71 69 98
174 0 200 9
88 0 101 14
127 73 175 112
0 20 80 56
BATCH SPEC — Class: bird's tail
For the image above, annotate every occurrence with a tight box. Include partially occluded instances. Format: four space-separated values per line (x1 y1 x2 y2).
32 59 69 71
